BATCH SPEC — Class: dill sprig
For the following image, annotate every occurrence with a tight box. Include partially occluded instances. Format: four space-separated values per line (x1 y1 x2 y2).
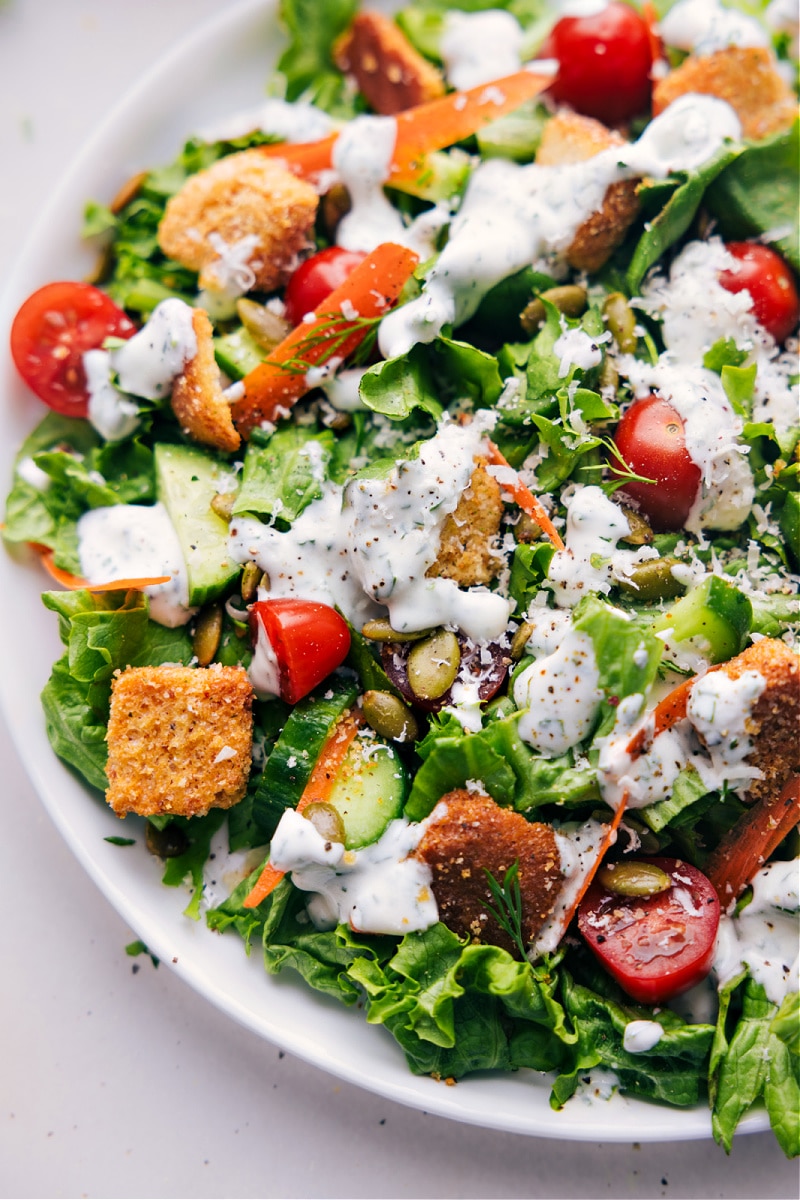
266 311 383 378
483 859 528 960
581 435 657 495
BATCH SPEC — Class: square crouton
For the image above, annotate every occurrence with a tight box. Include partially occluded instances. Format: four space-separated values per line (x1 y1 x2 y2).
106 664 253 819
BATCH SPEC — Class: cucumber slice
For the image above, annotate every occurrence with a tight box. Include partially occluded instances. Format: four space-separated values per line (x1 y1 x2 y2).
214 328 265 381
652 576 752 664
327 733 407 849
154 443 241 606
253 679 359 839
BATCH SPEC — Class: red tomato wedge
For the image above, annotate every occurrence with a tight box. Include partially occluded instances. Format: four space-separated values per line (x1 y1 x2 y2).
283 247 367 326
719 242 800 344
249 598 351 706
539 1 653 125
612 394 701 532
10 282 136 416
578 857 720 1004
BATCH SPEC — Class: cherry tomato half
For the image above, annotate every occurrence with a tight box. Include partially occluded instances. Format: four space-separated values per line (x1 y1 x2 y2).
539 1 653 126
249 598 351 705
719 242 800 345
612 395 701 532
578 857 720 1004
283 247 367 327
10 281 136 417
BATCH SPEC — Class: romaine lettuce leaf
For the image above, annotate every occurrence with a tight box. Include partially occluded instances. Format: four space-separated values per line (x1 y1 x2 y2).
233 426 335 523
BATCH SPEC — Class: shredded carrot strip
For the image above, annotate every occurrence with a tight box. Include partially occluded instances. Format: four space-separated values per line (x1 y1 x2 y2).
257 68 555 188
705 776 800 907
232 242 418 437
558 798 628 933
625 665 724 759
37 549 169 592
485 441 565 551
242 714 362 909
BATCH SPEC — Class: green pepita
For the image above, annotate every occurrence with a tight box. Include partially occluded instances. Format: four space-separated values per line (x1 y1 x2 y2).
616 556 686 602
192 602 223 667
361 617 434 643
241 560 264 605
520 285 588 335
510 621 535 661
362 690 420 742
407 629 461 701
211 491 236 521
236 298 291 351
598 860 671 898
303 802 346 845
603 292 638 353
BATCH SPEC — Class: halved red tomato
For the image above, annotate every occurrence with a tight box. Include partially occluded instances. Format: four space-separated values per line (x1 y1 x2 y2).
249 598 351 705
718 242 800 344
578 857 721 1004
612 394 701 532
10 281 136 416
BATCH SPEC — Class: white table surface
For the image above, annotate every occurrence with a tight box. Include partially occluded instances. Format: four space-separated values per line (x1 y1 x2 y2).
0 3 797 1198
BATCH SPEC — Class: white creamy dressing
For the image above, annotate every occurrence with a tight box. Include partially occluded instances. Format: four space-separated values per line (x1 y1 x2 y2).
634 237 800 435
269 810 439 935
16 455 52 492
77 501 195 627
440 10 524 91
249 616 283 699
546 485 654 607
379 95 741 359
622 1020 665 1053
197 98 335 146
529 819 616 958
597 669 766 810
619 358 754 533
714 859 800 1003
659 0 769 55
201 231 261 299
112 298 198 400
514 629 603 755
553 327 605 377
83 349 141 442
229 415 512 642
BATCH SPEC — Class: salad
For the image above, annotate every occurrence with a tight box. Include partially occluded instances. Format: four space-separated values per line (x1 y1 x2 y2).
3 0 799 1156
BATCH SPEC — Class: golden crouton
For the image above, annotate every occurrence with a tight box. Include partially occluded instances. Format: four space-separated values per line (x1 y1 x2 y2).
426 460 504 587
334 11 445 115
536 111 641 273
652 47 797 142
106 665 254 819
171 309 240 453
158 150 319 294
718 638 800 805
415 789 563 957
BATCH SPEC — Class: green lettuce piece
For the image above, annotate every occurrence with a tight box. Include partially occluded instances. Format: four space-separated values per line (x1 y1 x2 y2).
705 118 800 272
431 336 504 406
359 344 443 421
627 145 740 293
572 594 663 739
509 541 556 612
233 426 335 523
711 977 800 1156
161 809 226 920
772 993 800 1058
276 0 358 108
552 972 715 1109
640 765 709 834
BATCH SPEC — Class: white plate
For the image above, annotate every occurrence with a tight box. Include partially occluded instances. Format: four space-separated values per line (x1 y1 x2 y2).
0 0 768 1142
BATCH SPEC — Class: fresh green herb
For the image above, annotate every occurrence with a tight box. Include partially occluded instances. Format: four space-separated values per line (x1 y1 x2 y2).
483 859 528 960
104 836 136 847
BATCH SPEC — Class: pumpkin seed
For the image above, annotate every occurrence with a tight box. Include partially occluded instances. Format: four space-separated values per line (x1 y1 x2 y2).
211 491 236 521
407 629 461 701
110 169 148 214
618 505 653 546
145 821 190 859
520 285 587 335
361 617 434 643
510 621 534 661
362 690 420 742
616 556 685 602
192 602 223 666
603 292 637 353
598 860 671 898
236 298 291 350
240 561 264 605
303 802 346 844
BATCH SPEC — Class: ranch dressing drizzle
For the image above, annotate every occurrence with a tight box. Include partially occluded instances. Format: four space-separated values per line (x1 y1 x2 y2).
112 298 197 400
77 502 196 628
513 629 603 755
714 859 800 1003
659 0 769 54
83 349 141 442
379 95 741 358
623 1020 665 1053
269 810 439 935
440 10 524 90
333 115 406 253
197 97 335 146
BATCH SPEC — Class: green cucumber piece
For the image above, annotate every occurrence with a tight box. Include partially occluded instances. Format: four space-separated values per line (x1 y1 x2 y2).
652 576 752 664
154 443 241 606
326 733 407 849
779 491 800 567
214 328 265 381
253 679 359 839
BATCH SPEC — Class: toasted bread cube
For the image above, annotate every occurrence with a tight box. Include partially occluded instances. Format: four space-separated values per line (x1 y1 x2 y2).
652 47 796 142
536 111 641 273
415 789 563 955
719 639 800 805
158 150 318 295
334 11 445 115
171 309 240 453
106 665 253 819
426 460 504 587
